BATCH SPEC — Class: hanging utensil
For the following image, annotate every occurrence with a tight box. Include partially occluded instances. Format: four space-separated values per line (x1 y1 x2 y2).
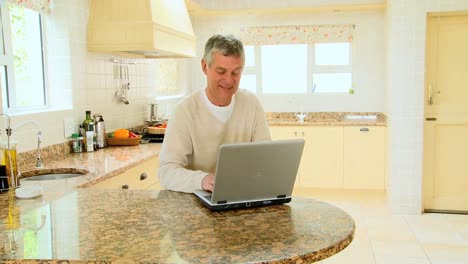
126 64 130 90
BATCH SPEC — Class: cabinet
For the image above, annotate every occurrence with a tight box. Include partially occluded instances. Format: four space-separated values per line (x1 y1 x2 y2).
89 157 162 190
343 126 386 190
270 126 343 188
270 125 386 190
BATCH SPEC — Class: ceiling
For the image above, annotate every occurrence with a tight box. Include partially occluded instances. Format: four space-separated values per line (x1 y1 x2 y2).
185 0 386 15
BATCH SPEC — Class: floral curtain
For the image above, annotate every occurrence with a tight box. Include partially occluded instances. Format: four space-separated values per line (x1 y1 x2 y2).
3 0 52 14
239 24 355 45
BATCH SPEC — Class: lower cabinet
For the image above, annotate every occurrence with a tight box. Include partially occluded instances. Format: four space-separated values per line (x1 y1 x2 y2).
270 125 386 190
89 156 162 190
343 126 386 189
270 126 343 188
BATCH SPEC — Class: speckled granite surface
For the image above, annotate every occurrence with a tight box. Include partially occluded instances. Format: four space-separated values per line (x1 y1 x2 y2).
267 112 386 126
14 143 161 207
0 189 354 263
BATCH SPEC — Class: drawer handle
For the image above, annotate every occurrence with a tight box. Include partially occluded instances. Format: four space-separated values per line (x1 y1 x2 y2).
360 128 370 132
140 172 148 181
121 184 129 190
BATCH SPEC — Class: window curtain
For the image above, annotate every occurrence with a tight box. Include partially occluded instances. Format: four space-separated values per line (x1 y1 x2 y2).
3 0 52 14
239 24 355 45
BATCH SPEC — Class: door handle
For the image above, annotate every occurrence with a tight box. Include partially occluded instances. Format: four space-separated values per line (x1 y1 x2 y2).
428 85 434 105
428 85 441 105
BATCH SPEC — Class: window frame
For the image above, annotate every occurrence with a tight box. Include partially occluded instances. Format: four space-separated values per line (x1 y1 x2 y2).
0 3 48 115
242 42 353 95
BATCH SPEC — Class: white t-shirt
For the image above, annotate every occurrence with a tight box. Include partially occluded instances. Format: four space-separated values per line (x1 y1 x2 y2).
201 88 235 123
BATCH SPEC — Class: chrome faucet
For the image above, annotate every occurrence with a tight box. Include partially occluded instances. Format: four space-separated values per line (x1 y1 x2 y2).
35 131 43 168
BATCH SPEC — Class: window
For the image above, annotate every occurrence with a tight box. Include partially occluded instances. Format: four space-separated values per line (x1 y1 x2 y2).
241 42 352 94
0 3 46 113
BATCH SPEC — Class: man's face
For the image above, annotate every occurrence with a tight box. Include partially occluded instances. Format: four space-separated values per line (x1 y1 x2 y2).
202 52 243 106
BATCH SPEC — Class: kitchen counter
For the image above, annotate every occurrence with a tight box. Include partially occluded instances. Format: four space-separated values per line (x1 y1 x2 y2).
0 189 354 263
267 112 387 126
17 143 162 206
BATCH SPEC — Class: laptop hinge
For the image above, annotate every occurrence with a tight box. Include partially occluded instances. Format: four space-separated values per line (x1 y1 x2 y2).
277 194 286 198
216 200 227 204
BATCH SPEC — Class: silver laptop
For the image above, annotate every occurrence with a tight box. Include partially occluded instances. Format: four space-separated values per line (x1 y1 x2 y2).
194 139 305 210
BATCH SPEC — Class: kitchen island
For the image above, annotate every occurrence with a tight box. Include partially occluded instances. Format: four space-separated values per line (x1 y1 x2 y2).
0 189 354 263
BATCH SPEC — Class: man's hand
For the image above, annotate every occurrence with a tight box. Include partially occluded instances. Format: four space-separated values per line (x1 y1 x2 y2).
202 173 215 192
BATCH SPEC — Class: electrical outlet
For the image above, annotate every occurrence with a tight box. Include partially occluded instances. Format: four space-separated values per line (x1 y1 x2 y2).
63 118 75 138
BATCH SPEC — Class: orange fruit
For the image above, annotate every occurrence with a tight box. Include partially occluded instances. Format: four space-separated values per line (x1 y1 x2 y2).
114 128 130 138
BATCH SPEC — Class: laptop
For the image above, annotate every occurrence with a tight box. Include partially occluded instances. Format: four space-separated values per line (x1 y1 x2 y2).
194 139 305 210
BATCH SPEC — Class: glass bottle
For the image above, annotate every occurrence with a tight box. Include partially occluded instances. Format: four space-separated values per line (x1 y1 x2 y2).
1 140 19 188
83 110 94 133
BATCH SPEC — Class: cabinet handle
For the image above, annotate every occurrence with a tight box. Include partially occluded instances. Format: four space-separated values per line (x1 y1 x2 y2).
140 172 148 181
301 131 305 137
121 184 129 190
294 131 298 136
360 128 370 132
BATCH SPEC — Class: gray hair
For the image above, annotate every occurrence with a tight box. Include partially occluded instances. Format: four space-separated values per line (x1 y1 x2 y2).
203 34 245 67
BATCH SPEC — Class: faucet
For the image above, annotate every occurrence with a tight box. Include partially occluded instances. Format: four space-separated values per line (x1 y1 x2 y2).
35 131 43 168
296 112 307 123
10 120 43 168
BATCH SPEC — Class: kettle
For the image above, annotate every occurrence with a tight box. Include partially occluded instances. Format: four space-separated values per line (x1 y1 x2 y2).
93 114 107 148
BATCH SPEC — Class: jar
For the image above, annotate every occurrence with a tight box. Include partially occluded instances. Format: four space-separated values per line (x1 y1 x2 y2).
71 133 83 153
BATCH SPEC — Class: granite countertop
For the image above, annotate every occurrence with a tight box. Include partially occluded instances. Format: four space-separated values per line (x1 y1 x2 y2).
16 143 162 206
0 189 355 263
267 112 387 126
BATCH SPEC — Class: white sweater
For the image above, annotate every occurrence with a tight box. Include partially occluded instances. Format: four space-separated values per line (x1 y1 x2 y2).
158 89 271 193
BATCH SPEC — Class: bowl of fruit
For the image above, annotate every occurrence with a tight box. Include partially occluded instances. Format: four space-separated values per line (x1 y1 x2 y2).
107 129 141 146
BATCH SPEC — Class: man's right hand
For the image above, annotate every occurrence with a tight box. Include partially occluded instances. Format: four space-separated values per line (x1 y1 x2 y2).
202 173 215 192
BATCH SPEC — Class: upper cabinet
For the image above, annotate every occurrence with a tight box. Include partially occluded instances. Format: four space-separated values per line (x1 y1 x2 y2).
87 0 196 58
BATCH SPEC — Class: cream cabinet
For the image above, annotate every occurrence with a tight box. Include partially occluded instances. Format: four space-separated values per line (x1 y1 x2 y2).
270 126 343 188
89 157 161 190
270 125 386 190
343 126 386 190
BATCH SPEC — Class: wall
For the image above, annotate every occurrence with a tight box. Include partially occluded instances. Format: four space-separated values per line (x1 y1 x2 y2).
1 0 186 153
386 0 468 214
189 9 386 113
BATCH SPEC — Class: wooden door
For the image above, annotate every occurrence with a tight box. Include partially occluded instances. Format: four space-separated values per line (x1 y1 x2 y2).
423 13 468 212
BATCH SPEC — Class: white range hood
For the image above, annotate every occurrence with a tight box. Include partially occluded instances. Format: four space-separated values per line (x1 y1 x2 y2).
87 0 196 58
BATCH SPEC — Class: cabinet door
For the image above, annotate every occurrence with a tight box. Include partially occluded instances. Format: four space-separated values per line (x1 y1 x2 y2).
301 127 343 188
90 157 160 190
343 126 386 189
269 126 304 186
270 126 302 140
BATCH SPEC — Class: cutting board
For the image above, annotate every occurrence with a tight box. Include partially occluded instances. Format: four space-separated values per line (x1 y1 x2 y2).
148 126 166 134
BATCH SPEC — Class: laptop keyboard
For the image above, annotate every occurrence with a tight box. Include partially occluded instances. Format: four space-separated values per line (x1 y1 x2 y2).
204 195 212 200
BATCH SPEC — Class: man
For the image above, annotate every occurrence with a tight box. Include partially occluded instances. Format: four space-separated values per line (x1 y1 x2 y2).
158 34 271 193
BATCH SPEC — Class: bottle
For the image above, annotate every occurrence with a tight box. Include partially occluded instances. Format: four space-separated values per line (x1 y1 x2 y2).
1 140 19 188
83 110 94 132
71 133 80 153
94 115 107 148
86 123 94 152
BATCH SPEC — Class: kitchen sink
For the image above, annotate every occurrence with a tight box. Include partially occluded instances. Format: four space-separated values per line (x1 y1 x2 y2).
20 168 89 181
22 173 84 181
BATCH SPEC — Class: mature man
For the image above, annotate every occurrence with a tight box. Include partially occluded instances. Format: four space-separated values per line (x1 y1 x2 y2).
158 34 271 193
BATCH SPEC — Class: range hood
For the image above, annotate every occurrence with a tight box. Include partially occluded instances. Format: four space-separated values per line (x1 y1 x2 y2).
87 0 196 58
